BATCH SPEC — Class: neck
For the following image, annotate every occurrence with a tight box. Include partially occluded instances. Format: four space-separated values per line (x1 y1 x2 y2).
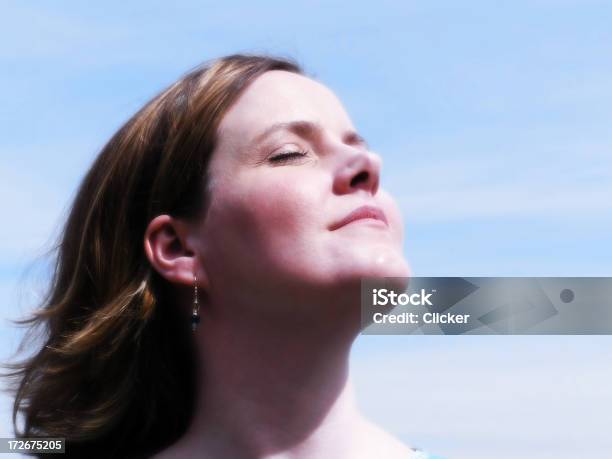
177 297 372 459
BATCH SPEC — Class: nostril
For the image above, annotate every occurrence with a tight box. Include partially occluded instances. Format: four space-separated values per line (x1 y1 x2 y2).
350 171 369 188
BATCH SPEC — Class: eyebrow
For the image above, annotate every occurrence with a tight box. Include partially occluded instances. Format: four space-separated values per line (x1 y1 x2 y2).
252 120 369 149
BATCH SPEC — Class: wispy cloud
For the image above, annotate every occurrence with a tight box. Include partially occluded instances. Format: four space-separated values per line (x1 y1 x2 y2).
383 140 612 223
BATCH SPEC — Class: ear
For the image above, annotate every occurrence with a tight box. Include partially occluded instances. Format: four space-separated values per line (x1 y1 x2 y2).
143 214 209 290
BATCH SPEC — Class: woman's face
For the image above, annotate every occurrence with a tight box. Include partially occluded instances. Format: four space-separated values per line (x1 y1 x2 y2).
194 70 409 309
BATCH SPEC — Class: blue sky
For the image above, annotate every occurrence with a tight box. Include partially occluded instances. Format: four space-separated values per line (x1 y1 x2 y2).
1 1 611 458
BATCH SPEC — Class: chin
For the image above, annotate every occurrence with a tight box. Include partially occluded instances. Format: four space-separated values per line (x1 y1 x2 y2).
354 246 410 277
332 252 411 288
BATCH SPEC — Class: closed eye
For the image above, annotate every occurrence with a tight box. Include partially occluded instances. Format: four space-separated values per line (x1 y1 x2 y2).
268 150 308 164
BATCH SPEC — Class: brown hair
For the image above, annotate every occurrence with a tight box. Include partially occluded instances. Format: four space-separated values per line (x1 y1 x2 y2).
3 54 303 458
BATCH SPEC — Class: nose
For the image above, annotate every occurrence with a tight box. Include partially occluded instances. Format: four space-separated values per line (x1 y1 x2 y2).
332 149 382 196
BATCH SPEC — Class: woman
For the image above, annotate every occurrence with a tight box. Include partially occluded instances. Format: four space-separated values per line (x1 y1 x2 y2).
5 54 445 459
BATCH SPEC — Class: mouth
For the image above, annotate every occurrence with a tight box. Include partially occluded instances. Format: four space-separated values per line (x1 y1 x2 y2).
329 205 389 231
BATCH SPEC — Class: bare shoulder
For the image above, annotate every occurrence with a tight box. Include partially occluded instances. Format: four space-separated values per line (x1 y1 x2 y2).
151 419 423 459
355 417 420 459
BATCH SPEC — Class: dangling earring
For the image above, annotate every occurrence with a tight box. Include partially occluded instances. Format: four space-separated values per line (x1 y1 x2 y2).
192 274 200 332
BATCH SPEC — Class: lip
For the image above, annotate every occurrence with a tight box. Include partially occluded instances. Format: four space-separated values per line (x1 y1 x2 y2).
329 205 389 231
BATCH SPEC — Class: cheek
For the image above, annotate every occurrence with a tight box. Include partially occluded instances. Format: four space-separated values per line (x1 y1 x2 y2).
203 172 323 264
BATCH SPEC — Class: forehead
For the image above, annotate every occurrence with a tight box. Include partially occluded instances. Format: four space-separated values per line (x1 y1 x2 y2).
217 70 354 145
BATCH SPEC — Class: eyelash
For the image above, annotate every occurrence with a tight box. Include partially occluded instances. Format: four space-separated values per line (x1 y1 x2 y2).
268 149 309 164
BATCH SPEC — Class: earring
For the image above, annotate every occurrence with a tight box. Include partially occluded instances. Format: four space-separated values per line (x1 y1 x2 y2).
192 274 200 332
